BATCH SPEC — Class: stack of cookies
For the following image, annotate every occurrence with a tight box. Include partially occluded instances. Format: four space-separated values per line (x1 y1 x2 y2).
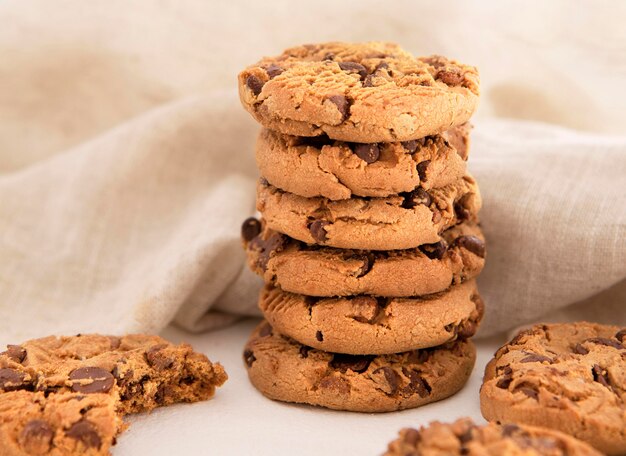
238 42 485 412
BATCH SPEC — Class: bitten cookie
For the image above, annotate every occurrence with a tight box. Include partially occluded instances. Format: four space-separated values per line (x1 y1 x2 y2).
385 418 602 456
242 218 485 297
259 280 484 355
243 321 476 412
238 42 479 143
256 174 481 251
0 391 122 456
256 124 469 200
480 322 626 455
0 334 227 415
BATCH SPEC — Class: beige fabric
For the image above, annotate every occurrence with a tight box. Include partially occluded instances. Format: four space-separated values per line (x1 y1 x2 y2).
0 0 624 344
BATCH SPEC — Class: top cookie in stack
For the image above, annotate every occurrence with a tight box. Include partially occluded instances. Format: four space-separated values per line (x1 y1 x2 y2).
238 42 485 412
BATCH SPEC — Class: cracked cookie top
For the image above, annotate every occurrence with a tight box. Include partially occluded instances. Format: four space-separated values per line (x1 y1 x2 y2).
481 322 626 455
238 42 480 143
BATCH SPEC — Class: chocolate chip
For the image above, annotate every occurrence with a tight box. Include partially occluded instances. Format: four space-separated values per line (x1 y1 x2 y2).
419 241 448 260
246 74 264 96
338 61 367 79
250 232 288 271
19 420 54 453
69 367 115 394
373 367 400 395
308 220 329 242
299 346 311 358
315 331 324 342
265 64 283 79
585 337 624 350
437 69 463 86
354 254 374 278
496 366 513 389
4 345 26 363
401 140 419 153
520 353 552 364
243 349 256 367
592 364 611 388
458 426 476 444
323 52 335 61
329 354 372 373
0 368 26 391
353 143 380 164
416 160 430 182
402 369 431 397
401 188 432 209
403 428 421 446
453 236 485 258
454 200 471 221
456 320 478 339
516 385 539 400
362 74 375 87
65 419 101 449
241 217 262 242
616 329 626 342
112 365 133 388
144 345 175 371
502 423 521 437
327 95 349 121
318 376 350 394
259 322 273 337
155 384 174 405
573 343 589 355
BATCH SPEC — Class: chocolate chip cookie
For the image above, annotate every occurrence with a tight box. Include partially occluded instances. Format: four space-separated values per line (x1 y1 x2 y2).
0 391 122 455
256 124 469 200
0 334 227 415
480 322 626 455
259 280 484 355
243 219 485 297
385 418 603 456
243 321 476 412
256 174 481 251
238 42 479 143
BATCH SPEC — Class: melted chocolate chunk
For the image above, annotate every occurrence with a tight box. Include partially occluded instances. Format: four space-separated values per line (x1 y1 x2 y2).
243 349 256 368
327 95 350 121
241 217 262 242
246 75 264 96
496 366 513 389
338 61 367 79
520 353 552 364
419 240 448 260
65 419 102 449
353 143 380 163
308 220 330 242
69 367 115 394
144 345 175 371
453 235 485 258
0 368 26 391
265 64 283 79
401 188 432 209
373 366 401 395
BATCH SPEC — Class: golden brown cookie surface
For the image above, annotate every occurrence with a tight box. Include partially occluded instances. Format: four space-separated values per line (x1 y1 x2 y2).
256 124 470 200
243 321 476 412
243 219 485 297
239 42 479 143
258 280 484 355
385 418 603 456
480 322 626 455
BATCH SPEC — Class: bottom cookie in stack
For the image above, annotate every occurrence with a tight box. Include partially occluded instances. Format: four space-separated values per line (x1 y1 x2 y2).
243 321 476 413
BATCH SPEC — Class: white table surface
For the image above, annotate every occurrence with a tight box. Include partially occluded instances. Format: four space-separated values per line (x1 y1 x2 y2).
113 318 506 455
